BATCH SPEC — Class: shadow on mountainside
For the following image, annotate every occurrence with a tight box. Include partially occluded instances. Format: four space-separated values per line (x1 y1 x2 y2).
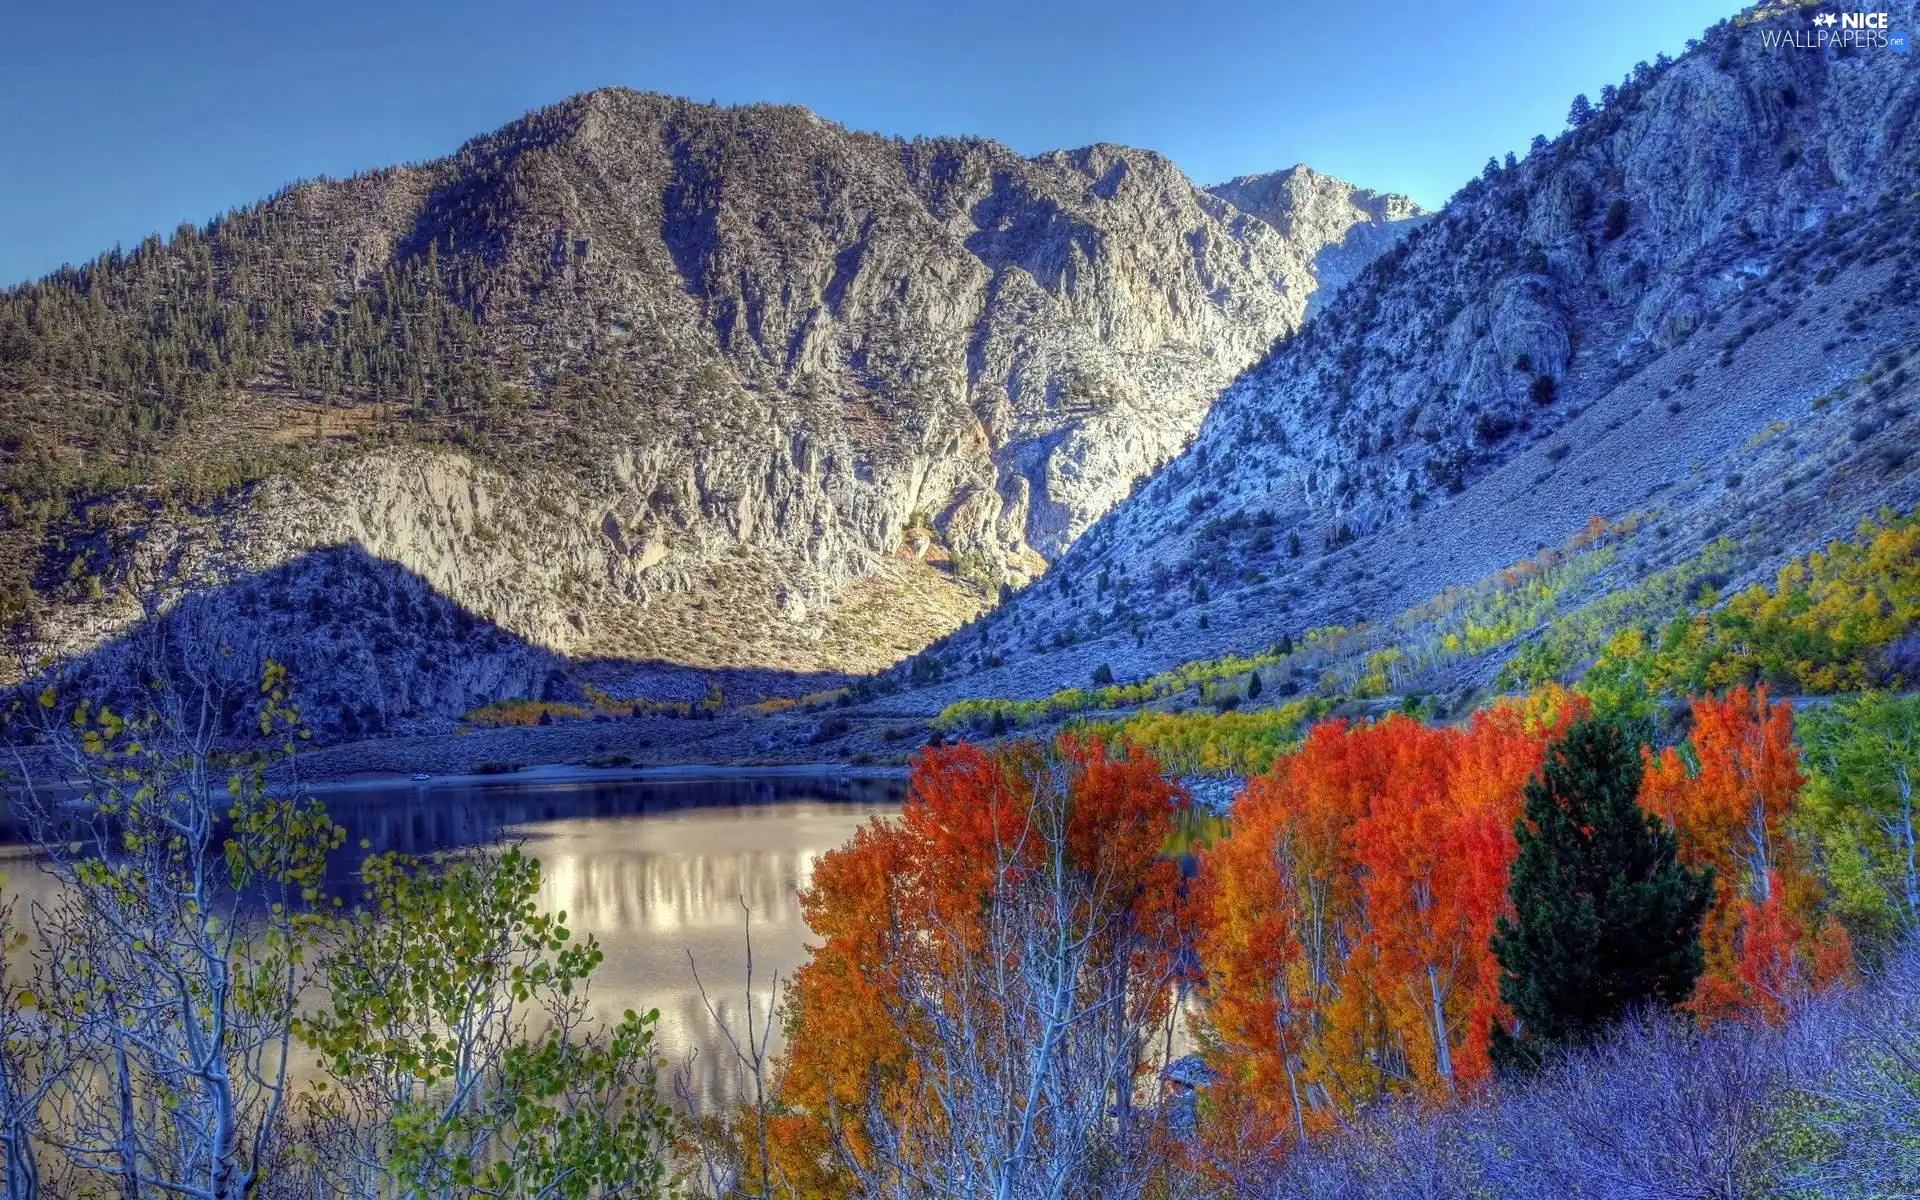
4 543 855 748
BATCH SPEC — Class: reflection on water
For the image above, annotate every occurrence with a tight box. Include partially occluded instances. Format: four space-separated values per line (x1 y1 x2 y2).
1 771 905 1112
512 800 900 1110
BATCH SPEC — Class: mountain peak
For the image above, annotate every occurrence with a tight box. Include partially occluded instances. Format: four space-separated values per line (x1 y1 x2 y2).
1208 166 1430 312
0 88 1427 732
1209 164 1425 230
911 1 1920 709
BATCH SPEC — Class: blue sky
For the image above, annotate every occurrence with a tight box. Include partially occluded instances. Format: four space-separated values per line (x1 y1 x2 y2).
1 0 1736 287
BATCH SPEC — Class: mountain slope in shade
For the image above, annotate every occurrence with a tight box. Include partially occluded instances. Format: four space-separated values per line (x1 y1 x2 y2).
0 89 1421 732
890 2 1920 712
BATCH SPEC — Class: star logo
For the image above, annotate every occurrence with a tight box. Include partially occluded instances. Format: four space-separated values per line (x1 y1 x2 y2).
1813 11 1837 25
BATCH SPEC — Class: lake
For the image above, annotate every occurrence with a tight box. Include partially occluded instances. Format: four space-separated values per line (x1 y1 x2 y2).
0 770 907 1113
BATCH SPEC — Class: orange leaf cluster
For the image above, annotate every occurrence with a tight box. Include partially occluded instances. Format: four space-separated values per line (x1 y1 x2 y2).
771 735 1186 1197
1194 696 1585 1162
1640 686 1854 1023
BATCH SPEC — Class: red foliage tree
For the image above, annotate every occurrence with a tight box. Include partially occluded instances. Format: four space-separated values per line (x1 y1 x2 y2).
1196 696 1583 1164
773 735 1185 1196
1639 686 1853 1022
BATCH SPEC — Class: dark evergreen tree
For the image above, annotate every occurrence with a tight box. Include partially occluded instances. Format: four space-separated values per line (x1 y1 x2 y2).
1490 717 1713 1074
1604 197 1632 241
1246 670 1263 701
1567 93 1595 128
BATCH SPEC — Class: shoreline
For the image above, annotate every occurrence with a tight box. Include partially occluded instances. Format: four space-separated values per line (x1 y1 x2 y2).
275 708 931 785
295 759 909 795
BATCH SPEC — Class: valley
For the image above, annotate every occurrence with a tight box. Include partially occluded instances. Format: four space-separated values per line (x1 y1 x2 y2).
5 2 1920 1196
6 3 1916 759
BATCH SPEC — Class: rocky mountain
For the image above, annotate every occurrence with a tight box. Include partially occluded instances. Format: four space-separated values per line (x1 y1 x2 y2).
895 1 1920 711
0 89 1422 732
1208 166 1430 315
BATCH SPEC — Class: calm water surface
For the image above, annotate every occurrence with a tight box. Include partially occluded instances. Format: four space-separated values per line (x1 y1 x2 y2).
2 771 905 1110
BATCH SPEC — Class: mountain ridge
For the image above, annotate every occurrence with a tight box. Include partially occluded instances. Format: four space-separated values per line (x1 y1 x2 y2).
883 0 1920 716
0 88 1422 734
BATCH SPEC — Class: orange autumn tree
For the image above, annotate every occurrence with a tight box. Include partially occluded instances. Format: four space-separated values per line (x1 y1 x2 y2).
766 815 920 1200
1639 685 1852 1022
1196 717 1383 1163
1196 697 1581 1161
1351 718 1474 1097
772 735 1187 1199
1357 699 1584 1098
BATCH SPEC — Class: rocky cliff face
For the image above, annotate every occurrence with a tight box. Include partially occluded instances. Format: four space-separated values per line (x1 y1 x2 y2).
1 90 1421 730
1208 166 1431 315
896 2 1920 709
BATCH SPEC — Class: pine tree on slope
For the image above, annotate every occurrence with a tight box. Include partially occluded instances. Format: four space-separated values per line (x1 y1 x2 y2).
1491 717 1713 1073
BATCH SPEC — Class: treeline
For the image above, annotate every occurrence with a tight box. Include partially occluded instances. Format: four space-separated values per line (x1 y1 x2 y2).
0 211 508 522
1585 508 1920 713
462 683 729 726
963 508 1920 787
1077 698 1327 777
